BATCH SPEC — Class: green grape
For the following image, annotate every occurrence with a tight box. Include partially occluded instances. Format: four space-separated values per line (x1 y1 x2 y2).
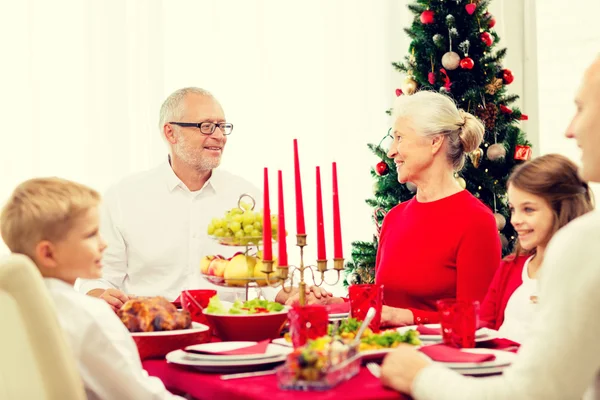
214 228 226 237
243 224 254 234
229 221 242 233
231 208 244 215
251 229 261 238
242 211 255 226
271 218 278 231
235 230 244 239
207 224 215 235
253 220 262 230
212 218 224 229
232 214 243 223
240 201 252 211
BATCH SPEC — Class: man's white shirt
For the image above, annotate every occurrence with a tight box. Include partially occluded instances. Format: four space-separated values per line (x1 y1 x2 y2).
77 159 272 301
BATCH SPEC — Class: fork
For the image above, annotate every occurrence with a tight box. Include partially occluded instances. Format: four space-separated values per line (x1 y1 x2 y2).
366 362 381 378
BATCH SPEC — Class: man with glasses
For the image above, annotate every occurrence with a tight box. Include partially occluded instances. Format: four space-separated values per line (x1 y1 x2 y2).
78 87 332 309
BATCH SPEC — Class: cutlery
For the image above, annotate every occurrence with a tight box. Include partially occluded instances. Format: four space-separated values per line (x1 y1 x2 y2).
366 362 381 378
220 369 277 380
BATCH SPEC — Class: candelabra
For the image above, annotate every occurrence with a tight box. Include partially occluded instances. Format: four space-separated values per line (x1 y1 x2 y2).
261 233 344 306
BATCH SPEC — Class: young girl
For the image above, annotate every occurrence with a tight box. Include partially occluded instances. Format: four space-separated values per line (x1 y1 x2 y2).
479 154 594 342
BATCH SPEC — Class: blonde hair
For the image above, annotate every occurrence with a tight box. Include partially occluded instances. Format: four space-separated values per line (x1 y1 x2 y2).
392 91 484 170
158 87 216 132
0 178 100 259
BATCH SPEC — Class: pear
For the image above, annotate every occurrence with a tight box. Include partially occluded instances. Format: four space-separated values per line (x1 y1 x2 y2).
224 254 257 286
254 254 280 286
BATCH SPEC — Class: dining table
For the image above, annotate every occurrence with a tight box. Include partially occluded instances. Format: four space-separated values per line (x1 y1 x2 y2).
143 358 409 400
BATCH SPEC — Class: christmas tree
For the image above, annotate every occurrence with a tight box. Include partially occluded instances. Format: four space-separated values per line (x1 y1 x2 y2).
344 0 532 286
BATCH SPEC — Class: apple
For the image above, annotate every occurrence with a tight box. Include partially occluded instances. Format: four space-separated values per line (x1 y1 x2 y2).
208 255 228 277
224 254 256 286
200 255 215 275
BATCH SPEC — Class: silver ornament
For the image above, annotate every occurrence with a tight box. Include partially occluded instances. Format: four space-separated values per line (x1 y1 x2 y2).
406 182 417 192
487 143 507 161
442 51 460 70
494 213 506 230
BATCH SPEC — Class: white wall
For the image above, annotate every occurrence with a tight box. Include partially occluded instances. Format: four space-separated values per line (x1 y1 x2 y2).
535 0 600 194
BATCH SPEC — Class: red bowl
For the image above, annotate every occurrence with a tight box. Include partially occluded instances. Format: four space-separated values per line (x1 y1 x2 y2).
131 322 210 360
203 308 289 342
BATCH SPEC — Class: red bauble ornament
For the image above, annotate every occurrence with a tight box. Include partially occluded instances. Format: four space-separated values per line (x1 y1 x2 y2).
502 69 514 84
428 72 435 85
514 145 532 161
460 57 474 70
395 88 403 97
485 12 496 28
465 3 477 15
519 114 529 121
480 32 494 47
420 10 434 24
376 161 389 176
500 105 513 114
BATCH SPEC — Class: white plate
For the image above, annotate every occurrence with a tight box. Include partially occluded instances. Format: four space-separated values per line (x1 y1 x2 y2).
130 322 209 337
422 348 516 370
329 312 349 320
397 324 496 342
183 341 290 362
271 338 293 348
166 348 290 373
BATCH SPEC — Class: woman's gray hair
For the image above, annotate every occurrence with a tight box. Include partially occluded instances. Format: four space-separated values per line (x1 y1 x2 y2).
158 87 216 132
392 90 485 170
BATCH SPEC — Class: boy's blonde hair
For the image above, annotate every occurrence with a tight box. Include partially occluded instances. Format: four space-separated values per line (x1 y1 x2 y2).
0 177 101 259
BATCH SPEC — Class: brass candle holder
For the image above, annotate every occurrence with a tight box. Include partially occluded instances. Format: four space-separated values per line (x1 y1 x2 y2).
261 233 344 306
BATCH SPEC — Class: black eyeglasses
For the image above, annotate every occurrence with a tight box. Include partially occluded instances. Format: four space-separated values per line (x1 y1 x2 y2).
169 121 233 135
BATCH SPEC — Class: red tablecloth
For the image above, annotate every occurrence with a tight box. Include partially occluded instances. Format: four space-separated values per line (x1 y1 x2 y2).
143 359 408 400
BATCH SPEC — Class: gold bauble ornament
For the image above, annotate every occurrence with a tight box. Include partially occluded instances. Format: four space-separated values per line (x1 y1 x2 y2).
494 213 507 230
402 77 418 95
456 176 466 189
487 143 507 161
468 148 484 168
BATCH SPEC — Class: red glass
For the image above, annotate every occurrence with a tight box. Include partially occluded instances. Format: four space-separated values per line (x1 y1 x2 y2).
180 290 217 332
437 299 480 348
348 284 383 332
288 304 329 348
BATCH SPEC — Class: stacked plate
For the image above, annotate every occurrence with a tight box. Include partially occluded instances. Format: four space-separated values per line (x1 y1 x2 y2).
328 311 349 322
426 348 516 376
166 341 292 373
397 324 497 343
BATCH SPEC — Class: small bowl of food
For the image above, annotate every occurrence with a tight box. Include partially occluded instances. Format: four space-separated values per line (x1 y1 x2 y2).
202 296 289 342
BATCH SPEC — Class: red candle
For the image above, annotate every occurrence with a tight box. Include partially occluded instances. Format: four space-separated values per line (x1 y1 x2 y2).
262 168 272 261
332 162 343 259
316 166 326 260
277 170 288 266
293 139 306 235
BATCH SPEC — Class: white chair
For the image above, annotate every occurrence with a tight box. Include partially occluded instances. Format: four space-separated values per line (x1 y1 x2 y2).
0 254 85 400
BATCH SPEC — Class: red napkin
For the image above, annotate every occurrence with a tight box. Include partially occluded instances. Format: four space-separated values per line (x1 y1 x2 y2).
476 338 520 352
419 344 496 363
185 340 270 356
172 295 182 308
416 325 441 335
326 302 350 314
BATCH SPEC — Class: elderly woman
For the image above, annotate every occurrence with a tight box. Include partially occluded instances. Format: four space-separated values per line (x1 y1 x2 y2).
378 56 600 400
375 91 501 327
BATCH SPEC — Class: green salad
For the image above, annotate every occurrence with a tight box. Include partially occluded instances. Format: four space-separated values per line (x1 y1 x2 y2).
205 295 285 315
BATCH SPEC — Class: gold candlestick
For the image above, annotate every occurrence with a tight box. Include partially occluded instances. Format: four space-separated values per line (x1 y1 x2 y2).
265 233 344 306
